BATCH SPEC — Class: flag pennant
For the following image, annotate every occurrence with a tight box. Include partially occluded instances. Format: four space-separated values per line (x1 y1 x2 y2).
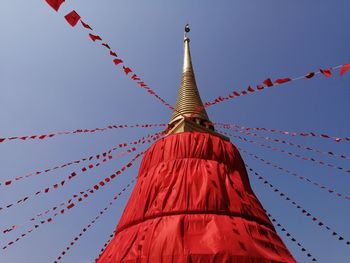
45 0 65 11
305 72 315 79
274 78 291 84
263 78 274 87
80 20 92 30
89 34 102 42
110 51 118 57
102 43 111 49
64 11 81 27
113 59 123 65
340 63 350 76
320 68 332 77
247 86 255 92
123 66 132 75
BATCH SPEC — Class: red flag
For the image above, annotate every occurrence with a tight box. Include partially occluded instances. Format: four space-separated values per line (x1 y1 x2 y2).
247 86 255 92
305 72 315 79
263 78 273 87
64 11 81 27
89 34 102 42
110 51 118 57
80 20 92 30
256 85 264 90
123 66 132 75
0 138 5 143
340 63 350 76
45 0 65 11
320 68 332 77
274 78 291 84
131 74 140 81
233 91 240 96
102 43 111 49
113 59 123 65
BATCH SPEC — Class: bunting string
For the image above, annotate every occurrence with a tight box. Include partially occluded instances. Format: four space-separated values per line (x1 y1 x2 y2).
53 179 134 263
239 147 350 201
45 1 175 111
216 123 350 144
220 130 350 174
246 165 350 246
94 230 116 262
1 150 145 250
2 132 164 235
203 63 350 109
226 127 350 161
1 132 162 187
0 145 135 215
266 212 317 262
0 123 166 145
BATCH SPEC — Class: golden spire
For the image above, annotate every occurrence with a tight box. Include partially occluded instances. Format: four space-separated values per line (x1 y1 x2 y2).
169 24 210 124
167 25 229 141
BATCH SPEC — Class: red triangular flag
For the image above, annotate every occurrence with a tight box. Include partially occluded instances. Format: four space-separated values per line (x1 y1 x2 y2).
305 72 315 79
113 59 123 65
233 91 240 96
340 63 350 76
64 11 81 27
102 43 111 49
274 78 291 84
45 0 65 11
320 68 332 77
80 20 92 30
123 66 132 75
247 86 255 92
89 33 102 42
256 84 264 90
263 78 273 87
110 51 118 57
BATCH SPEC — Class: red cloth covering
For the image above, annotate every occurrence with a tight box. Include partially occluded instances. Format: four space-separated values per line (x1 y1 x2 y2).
97 132 296 263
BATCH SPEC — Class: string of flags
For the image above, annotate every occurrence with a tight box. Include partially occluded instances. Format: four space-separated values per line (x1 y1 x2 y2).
203 63 350 108
216 123 350 143
2 150 146 250
266 212 317 262
221 130 350 174
94 230 116 262
1 132 161 187
1 132 164 236
247 165 350 246
54 179 135 263
225 127 350 161
0 123 166 145
45 1 174 111
0 145 136 214
239 147 349 201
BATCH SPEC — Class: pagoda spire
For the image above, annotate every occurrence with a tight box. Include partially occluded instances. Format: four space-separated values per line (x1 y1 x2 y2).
169 24 210 124
167 25 228 140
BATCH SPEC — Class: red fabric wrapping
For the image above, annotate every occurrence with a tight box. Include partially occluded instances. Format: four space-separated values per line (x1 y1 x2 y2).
97 132 296 263
64 11 80 27
45 0 64 11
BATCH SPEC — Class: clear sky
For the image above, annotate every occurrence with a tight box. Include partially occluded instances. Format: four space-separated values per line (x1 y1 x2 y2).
1 1 349 262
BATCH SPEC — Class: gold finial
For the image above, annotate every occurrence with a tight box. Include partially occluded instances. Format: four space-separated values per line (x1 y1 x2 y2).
184 24 190 40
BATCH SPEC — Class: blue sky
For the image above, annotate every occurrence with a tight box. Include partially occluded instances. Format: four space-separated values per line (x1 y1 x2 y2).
1 1 349 262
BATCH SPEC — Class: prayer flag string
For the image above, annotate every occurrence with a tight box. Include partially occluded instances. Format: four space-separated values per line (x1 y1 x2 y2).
246 165 350 246
54 179 135 263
